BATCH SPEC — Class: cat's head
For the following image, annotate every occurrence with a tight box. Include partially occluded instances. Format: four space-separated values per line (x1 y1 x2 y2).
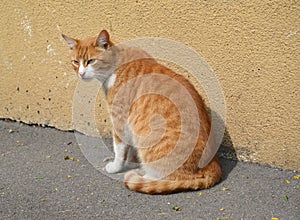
62 30 115 82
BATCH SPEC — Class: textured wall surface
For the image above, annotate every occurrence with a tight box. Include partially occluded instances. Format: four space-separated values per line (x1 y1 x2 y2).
0 0 299 170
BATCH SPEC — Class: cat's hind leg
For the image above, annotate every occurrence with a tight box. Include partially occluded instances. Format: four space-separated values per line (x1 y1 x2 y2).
124 146 140 170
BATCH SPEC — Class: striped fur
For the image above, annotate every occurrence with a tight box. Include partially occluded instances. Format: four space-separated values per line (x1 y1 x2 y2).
62 30 222 194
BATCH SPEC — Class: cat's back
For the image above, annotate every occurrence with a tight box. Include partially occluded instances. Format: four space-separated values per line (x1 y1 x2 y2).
111 52 207 112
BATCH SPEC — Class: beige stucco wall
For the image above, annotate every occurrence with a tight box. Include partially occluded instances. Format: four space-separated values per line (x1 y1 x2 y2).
0 1 299 170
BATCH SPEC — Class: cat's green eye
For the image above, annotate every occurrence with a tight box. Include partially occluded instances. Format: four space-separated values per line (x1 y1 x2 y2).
87 59 96 65
72 60 79 65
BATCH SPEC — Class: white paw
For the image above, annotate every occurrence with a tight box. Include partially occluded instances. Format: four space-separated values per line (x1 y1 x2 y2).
105 161 123 174
103 156 114 162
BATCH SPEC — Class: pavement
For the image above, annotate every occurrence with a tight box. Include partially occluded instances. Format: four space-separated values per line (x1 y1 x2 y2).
0 120 299 220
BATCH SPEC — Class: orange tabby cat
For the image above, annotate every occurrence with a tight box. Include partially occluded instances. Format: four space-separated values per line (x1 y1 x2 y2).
62 30 222 194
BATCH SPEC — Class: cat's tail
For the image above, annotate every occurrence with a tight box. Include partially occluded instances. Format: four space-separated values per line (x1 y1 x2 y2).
124 163 222 194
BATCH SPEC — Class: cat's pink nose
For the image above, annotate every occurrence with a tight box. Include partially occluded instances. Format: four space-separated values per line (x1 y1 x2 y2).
79 72 86 77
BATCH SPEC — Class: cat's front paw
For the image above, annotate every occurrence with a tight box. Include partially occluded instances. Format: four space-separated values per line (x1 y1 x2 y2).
103 156 114 162
105 161 123 174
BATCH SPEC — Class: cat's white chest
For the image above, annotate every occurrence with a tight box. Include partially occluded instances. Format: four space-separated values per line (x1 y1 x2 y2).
104 73 117 90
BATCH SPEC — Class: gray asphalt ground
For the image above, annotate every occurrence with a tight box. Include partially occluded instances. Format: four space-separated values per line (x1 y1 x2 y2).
0 120 299 220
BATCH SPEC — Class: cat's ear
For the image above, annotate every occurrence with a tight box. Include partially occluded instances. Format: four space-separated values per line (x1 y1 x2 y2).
95 30 110 50
61 34 78 50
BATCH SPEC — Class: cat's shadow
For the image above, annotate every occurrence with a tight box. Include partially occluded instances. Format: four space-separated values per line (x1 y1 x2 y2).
210 109 237 181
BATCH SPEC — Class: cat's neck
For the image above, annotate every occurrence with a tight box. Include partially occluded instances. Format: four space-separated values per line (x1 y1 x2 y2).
113 44 152 67
98 45 152 94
